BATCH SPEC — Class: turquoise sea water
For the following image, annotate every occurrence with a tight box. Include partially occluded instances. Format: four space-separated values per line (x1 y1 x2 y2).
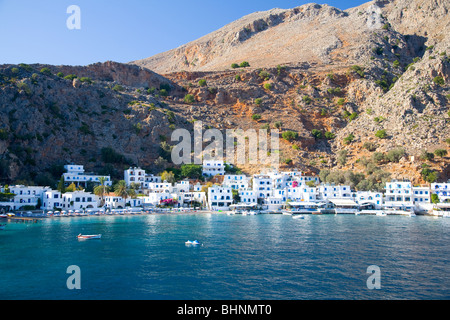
0 214 449 300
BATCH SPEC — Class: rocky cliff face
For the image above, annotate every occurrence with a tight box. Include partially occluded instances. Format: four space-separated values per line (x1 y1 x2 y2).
0 62 188 184
0 0 449 188
131 0 446 74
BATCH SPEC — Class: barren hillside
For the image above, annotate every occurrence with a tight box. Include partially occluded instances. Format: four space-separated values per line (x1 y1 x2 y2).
1 0 449 189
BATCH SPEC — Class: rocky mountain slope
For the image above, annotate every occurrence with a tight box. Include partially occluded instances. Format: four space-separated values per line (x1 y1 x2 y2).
0 0 449 189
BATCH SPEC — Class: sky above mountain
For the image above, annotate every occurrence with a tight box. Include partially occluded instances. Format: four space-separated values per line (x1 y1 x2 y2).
0 0 367 66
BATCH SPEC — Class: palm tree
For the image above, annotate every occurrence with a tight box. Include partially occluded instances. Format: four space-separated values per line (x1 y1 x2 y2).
94 177 109 207
114 180 136 206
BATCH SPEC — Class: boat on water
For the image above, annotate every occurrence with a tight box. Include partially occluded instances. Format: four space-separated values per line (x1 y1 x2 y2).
185 240 201 246
292 215 305 220
248 210 258 215
376 212 387 216
287 202 326 215
282 211 293 215
77 234 102 240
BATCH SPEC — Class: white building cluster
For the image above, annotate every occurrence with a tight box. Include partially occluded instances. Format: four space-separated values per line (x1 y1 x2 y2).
0 160 448 215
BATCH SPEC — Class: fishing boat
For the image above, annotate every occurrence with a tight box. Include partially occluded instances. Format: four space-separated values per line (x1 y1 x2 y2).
77 234 102 240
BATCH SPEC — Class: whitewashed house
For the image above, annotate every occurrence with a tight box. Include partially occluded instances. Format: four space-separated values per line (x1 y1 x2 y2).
318 184 353 200
42 190 63 210
208 186 233 211
252 174 273 199
264 196 284 211
177 192 207 207
8 185 50 210
104 194 125 209
412 186 431 204
124 167 161 189
412 186 432 213
238 189 257 205
288 185 320 202
384 181 414 210
431 182 450 202
223 174 249 190
62 191 98 210
353 191 383 209
104 193 143 209
147 182 173 193
297 175 320 185
143 192 177 207
174 181 190 193
202 160 225 177
63 164 112 187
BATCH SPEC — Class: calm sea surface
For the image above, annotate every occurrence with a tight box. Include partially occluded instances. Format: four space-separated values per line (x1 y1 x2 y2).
0 214 449 300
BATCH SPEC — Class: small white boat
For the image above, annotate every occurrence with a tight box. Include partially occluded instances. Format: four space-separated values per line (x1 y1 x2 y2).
292 215 305 219
226 211 235 216
282 211 293 215
185 240 201 246
376 212 387 216
77 234 102 240
248 211 258 215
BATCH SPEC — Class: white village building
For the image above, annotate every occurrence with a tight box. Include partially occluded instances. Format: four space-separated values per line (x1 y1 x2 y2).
202 160 225 177
208 186 233 211
222 174 249 190
430 182 450 202
63 165 112 187
61 191 99 210
124 167 161 189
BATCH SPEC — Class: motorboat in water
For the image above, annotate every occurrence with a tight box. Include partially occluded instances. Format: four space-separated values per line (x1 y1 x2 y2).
292 215 305 219
77 234 102 240
185 240 201 246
